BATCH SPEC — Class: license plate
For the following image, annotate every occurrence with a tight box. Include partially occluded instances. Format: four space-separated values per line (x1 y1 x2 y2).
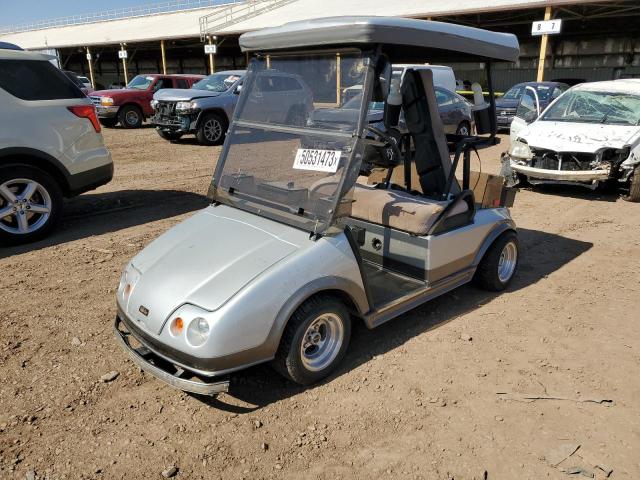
293 149 341 173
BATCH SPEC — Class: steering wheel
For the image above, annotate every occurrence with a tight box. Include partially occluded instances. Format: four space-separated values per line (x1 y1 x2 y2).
365 125 403 167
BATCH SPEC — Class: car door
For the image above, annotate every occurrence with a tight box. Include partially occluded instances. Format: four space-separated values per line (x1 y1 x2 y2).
435 87 456 134
510 86 540 142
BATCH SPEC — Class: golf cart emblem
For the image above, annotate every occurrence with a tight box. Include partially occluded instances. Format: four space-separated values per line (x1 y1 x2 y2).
138 305 149 316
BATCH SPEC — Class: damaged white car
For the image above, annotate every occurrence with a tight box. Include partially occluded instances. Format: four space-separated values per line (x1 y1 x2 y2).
502 80 640 201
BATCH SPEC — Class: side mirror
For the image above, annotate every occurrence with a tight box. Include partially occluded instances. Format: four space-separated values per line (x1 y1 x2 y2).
234 84 243 94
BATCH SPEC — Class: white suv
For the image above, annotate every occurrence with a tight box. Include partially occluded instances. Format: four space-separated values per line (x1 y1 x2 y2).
0 43 113 245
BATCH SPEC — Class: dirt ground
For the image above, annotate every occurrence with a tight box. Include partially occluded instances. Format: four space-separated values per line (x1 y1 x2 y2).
1 125 639 480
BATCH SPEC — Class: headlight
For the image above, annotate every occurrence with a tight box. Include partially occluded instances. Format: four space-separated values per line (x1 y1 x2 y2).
150 99 158 109
100 97 114 106
175 101 197 113
165 304 212 347
509 139 533 160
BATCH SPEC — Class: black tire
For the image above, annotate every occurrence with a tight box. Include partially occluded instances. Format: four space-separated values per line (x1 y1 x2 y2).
272 295 351 386
474 231 519 292
0 165 63 246
499 154 527 188
118 105 143 129
157 130 183 142
455 121 471 137
196 113 227 146
622 165 640 202
99 118 118 128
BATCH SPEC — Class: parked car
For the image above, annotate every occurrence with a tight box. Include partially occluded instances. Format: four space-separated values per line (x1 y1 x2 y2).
63 70 92 95
90 74 204 128
0 45 112 244
502 80 640 201
77 75 92 90
114 16 520 396
495 81 568 129
151 71 245 145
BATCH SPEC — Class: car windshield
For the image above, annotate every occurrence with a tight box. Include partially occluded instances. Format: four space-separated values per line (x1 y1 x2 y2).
342 93 384 111
502 85 525 100
193 73 242 92
127 75 154 90
541 89 640 125
212 51 369 233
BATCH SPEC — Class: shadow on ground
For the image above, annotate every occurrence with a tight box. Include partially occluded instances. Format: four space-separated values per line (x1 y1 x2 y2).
0 189 209 259
522 183 621 203
199 227 593 412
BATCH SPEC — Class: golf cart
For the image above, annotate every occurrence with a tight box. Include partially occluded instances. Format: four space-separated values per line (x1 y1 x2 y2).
114 17 521 396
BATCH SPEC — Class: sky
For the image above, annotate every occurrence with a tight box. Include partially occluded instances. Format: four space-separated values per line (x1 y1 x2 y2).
0 0 179 28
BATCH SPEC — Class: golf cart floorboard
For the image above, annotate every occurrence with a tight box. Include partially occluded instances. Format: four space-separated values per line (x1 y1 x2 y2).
362 260 426 309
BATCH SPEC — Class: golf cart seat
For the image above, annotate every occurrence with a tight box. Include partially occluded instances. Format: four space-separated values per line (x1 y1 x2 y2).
352 183 467 235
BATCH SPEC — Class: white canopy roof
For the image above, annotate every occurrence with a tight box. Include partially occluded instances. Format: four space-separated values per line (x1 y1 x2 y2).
0 0 604 50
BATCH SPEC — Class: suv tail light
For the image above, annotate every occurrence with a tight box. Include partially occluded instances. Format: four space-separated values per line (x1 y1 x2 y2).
67 105 101 133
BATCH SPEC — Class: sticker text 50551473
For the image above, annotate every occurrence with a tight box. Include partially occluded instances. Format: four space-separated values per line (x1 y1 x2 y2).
293 149 341 173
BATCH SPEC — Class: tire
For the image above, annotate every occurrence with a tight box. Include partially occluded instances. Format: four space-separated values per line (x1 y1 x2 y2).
272 295 351 385
622 165 640 202
118 105 143 129
196 113 227 146
474 231 519 292
499 154 527 188
157 130 183 142
455 121 471 137
99 118 118 128
0 165 63 245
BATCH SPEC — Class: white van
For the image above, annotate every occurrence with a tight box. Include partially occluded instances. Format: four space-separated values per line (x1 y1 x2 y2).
393 64 457 93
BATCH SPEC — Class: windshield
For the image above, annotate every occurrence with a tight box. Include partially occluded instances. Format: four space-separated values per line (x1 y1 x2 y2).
342 93 384 111
212 51 370 233
193 73 242 92
502 85 525 100
127 75 154 90
541 89 640 125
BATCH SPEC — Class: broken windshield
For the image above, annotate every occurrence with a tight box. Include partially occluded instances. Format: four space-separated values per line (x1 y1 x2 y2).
542 89 640 125
211 50 371 233
193 73 242 92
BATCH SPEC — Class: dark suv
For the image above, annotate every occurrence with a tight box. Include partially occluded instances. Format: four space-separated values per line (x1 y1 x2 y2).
495 81 568 129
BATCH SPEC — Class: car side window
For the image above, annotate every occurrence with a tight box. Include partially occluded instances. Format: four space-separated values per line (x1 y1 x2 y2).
435 88 454 107
153 78 173 91
176 79 189 89
0 59 84 101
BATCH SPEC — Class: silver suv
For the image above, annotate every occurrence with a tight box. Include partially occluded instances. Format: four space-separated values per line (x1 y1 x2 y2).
0 43 113 245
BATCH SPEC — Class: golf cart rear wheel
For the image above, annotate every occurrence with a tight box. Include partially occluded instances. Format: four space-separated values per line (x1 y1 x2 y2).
0 165 62 245
622 166 640 202
273 295 351 385
474 231 519 291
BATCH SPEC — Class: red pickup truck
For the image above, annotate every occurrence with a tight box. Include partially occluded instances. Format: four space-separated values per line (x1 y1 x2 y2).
90 74 204 128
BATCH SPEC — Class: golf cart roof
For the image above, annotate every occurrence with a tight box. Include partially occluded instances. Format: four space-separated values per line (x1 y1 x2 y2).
239 16 519 62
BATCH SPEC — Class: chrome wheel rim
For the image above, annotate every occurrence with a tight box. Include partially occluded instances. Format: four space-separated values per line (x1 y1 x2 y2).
300 313 344 372
0 178 52 235
204 119 222 142
498 241 518 283
458 124 470 136
125 110 140 126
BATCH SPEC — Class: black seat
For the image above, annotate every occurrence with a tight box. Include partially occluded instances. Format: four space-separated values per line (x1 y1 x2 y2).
400 69 459 197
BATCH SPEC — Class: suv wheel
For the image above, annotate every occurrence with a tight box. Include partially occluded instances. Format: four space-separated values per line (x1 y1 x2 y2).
455 121 471 136
118 105 143 129
196 113 227 146
272 295 351 385
0 165 62 245
622 165 640 202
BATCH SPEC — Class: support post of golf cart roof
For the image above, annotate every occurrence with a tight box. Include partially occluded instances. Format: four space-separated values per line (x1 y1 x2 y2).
536 6 552 82
160 39 167 75
85 47 95 89
336 52 341 105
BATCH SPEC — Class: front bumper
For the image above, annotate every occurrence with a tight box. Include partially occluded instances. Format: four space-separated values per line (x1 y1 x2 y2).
496 114 514 128
96 106 119 119
114 315 229 396
511 163 610 182
151 113 197 133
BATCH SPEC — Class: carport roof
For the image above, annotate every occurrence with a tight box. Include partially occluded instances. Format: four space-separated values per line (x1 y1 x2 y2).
0 0 617 50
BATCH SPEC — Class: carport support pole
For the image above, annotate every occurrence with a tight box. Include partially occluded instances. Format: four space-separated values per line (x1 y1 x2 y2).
120 43 129 85
85 47 95 89
208 36 215 74
536 6 552 82
160 40 167 75
336 52 341 105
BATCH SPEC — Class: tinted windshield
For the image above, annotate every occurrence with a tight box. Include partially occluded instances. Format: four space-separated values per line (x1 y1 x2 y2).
193 73 242 92
502 85 525 100
541 89 640 125
212 51 370 233
127 75 154 90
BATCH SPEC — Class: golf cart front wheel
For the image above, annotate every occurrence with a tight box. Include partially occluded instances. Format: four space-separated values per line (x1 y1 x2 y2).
474 231 519 291
273 295 351 385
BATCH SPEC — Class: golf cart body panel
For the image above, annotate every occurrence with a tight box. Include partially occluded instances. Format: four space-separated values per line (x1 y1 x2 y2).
115 16 521 394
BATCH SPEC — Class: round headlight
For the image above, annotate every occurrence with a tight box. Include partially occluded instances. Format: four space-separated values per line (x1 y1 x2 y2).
508 139 533 160
186 317 210 347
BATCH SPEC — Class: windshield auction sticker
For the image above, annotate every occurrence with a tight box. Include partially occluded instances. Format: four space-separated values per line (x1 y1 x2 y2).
293 149 341 173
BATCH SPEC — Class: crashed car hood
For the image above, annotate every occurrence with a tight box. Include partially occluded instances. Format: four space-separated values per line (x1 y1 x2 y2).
154 88 224 101
124 205 301 334
520 121 640 153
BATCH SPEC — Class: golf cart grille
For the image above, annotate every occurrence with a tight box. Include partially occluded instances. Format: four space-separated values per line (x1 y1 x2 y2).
531 150 596 171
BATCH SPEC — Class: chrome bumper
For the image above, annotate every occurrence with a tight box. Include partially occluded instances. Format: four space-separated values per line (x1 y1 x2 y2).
511 163 611 181
114 316 229 396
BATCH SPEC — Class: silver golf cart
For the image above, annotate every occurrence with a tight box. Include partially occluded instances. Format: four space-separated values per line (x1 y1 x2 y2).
114 17 521 395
